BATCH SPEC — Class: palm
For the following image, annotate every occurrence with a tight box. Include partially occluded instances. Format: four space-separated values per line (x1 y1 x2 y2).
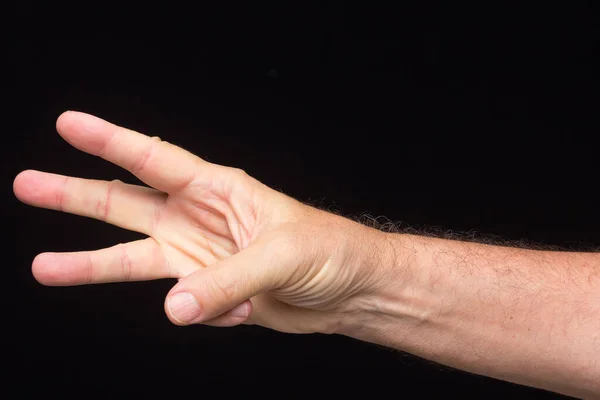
152 177 258 279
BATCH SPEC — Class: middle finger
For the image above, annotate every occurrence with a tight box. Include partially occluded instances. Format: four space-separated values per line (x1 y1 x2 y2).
14 170 166 236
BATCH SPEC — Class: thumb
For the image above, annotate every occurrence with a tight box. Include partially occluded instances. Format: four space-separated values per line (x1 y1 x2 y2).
164 237 293 326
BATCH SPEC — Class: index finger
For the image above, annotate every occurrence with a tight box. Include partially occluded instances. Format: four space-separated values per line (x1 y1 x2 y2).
56 111 205 193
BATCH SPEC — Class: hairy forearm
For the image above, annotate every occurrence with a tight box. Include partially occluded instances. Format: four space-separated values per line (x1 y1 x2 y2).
342 231 600 398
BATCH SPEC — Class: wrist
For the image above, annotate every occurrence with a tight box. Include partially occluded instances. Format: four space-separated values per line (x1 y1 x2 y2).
335 230 434 348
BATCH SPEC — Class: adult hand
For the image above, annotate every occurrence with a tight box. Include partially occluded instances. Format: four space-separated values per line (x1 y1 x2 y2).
14 112 600 398
13 111 387 334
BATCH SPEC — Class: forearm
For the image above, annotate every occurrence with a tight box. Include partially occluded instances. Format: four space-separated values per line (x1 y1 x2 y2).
341 231 600 398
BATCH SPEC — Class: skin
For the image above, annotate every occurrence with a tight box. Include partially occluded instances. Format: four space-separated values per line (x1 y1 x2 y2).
14 112 600 398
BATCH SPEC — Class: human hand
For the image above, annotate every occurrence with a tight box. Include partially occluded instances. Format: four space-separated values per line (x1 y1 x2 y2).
14 112 389 334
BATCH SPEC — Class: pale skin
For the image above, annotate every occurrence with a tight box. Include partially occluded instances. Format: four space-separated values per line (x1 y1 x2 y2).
13 112 600 398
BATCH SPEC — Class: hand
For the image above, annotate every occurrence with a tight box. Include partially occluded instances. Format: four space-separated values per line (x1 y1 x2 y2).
14 111 388 334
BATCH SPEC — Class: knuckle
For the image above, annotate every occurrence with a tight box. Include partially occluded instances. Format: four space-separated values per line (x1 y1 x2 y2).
119 245 133 282
96 179 121 221
131 140 158 175
207 273 237 304
230 167 248 178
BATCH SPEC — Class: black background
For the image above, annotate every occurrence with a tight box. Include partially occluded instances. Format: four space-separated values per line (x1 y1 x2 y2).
6 2 598 398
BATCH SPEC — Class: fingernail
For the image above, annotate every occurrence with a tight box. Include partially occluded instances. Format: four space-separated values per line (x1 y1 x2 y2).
230 302 250 318
167 292 201 324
